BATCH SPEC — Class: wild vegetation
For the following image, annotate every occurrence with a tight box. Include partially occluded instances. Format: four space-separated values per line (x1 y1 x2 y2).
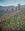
0 14 25 31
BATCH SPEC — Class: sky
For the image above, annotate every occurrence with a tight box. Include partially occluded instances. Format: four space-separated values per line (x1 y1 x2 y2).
0 0 25 6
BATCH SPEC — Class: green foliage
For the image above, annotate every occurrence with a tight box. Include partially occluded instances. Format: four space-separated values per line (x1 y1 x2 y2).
10 14 25 30
2 14 25 30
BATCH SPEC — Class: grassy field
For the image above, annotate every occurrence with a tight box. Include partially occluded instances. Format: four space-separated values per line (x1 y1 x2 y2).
0 14 25 31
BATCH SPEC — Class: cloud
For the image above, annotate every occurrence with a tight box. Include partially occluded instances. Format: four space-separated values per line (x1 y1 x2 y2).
0 0 25 6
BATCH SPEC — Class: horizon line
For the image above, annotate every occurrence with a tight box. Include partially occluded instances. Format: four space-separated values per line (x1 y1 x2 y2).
0 4 25 6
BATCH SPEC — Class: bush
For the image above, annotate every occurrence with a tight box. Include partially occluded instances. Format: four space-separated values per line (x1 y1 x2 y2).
1 14 25 31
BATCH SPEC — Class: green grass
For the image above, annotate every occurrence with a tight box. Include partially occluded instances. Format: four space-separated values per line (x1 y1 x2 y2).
1 14 25 31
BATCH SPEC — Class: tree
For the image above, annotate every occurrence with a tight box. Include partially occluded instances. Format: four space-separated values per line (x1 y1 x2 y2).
18 4 20 10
